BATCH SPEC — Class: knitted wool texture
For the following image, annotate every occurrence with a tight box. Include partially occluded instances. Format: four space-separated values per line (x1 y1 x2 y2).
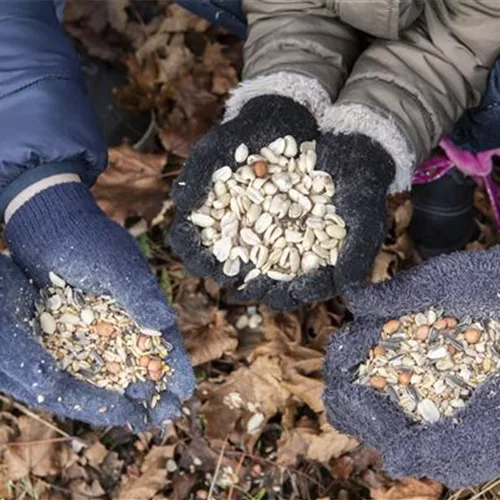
3 182 195 429
169 95 395 310
324 247 500 489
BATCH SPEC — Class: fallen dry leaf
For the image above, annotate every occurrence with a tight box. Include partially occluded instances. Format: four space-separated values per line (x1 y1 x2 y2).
83 440 108 469
159 110 210 159
69 479 106 500
277 415 357 467
393 199 414 237
106 0 129 34
306 418 357 464
201 356 289 447
182 310 238 366
158 3 209 34
370 250 398 283
92 144 167 225
4 416 74 480
118 445 175 499
371 477 443 500
156 45 194 83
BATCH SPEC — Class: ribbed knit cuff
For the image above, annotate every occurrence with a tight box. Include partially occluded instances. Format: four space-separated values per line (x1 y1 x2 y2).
0 160 90 220
5 181 103 245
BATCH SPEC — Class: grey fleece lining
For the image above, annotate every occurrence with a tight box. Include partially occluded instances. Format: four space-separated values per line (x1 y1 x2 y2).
223 71 332 124
223 72 415 193
320 103 416 193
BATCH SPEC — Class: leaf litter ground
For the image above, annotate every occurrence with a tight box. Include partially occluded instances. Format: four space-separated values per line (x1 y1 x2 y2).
1 1 500 499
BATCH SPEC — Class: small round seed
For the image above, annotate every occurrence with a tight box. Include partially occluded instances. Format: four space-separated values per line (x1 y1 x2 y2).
252 160 268 178
465 328 481 344
95 321 116 338
383 320 400 335
445 317 458 328
398 372 412 386
415 326 429 341
369 376 387 390
434 319 448 330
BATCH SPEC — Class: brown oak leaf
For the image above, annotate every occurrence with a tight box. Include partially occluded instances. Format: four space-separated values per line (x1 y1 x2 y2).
92 144 167 225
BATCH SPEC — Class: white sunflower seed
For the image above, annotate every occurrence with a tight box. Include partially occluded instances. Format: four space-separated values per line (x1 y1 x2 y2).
240 228 261 246
191 213 215 228
230 246 250 264
40 312 57 334
244 268 261 283
49 272 66 288
255 213 273 234
223 258 240 277
246 186 264 204
301 252 320 273
272 172 294 192
284 135 298 157
267 270 294 282
269 137 286 155
285 229 303 243
417 399 440 423
235 143 249 163
260 147 280 163
213 237 232 262
288 203 303 219
212 166 232 183
325 224 347 239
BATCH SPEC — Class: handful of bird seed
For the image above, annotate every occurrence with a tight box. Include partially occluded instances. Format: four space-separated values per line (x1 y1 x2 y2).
357 307 500 423
189 136 347 286
31 272 172 404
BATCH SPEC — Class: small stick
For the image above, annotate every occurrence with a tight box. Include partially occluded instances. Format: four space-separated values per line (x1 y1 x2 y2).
207 435 228 500
0 395 86 449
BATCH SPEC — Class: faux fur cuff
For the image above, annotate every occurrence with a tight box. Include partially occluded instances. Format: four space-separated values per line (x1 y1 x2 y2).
320 104 416 193
223 72 332 124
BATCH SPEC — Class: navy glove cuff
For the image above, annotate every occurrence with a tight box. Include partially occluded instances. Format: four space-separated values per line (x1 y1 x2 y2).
5 180 105 247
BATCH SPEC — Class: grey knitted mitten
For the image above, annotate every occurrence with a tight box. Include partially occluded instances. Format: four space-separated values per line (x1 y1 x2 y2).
324 246 500 489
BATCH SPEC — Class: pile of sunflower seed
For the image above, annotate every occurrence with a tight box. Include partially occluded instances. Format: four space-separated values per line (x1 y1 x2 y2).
357 307 500 423
31 272 173 407
188 136 347 285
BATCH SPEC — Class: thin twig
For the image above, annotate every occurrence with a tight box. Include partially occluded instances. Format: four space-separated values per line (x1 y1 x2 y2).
469 478 500 500
215 448 324 490
208 436 228 500
2 436 73 447
228 451 246 500
0 395 86 449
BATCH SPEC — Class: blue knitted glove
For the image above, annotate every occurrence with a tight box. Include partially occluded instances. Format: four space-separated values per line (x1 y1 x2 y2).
0 254 151 428
4 180 195 428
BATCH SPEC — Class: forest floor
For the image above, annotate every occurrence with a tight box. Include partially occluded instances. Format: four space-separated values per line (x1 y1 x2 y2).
1 2 499 499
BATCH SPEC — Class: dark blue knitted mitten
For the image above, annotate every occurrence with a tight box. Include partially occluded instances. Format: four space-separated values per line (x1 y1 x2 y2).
4 181 195 429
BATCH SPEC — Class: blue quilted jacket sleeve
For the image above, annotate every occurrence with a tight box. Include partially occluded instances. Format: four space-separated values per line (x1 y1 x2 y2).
0 0 107 213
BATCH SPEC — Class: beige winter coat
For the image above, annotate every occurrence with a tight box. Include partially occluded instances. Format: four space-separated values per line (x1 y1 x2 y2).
224 0 500 192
